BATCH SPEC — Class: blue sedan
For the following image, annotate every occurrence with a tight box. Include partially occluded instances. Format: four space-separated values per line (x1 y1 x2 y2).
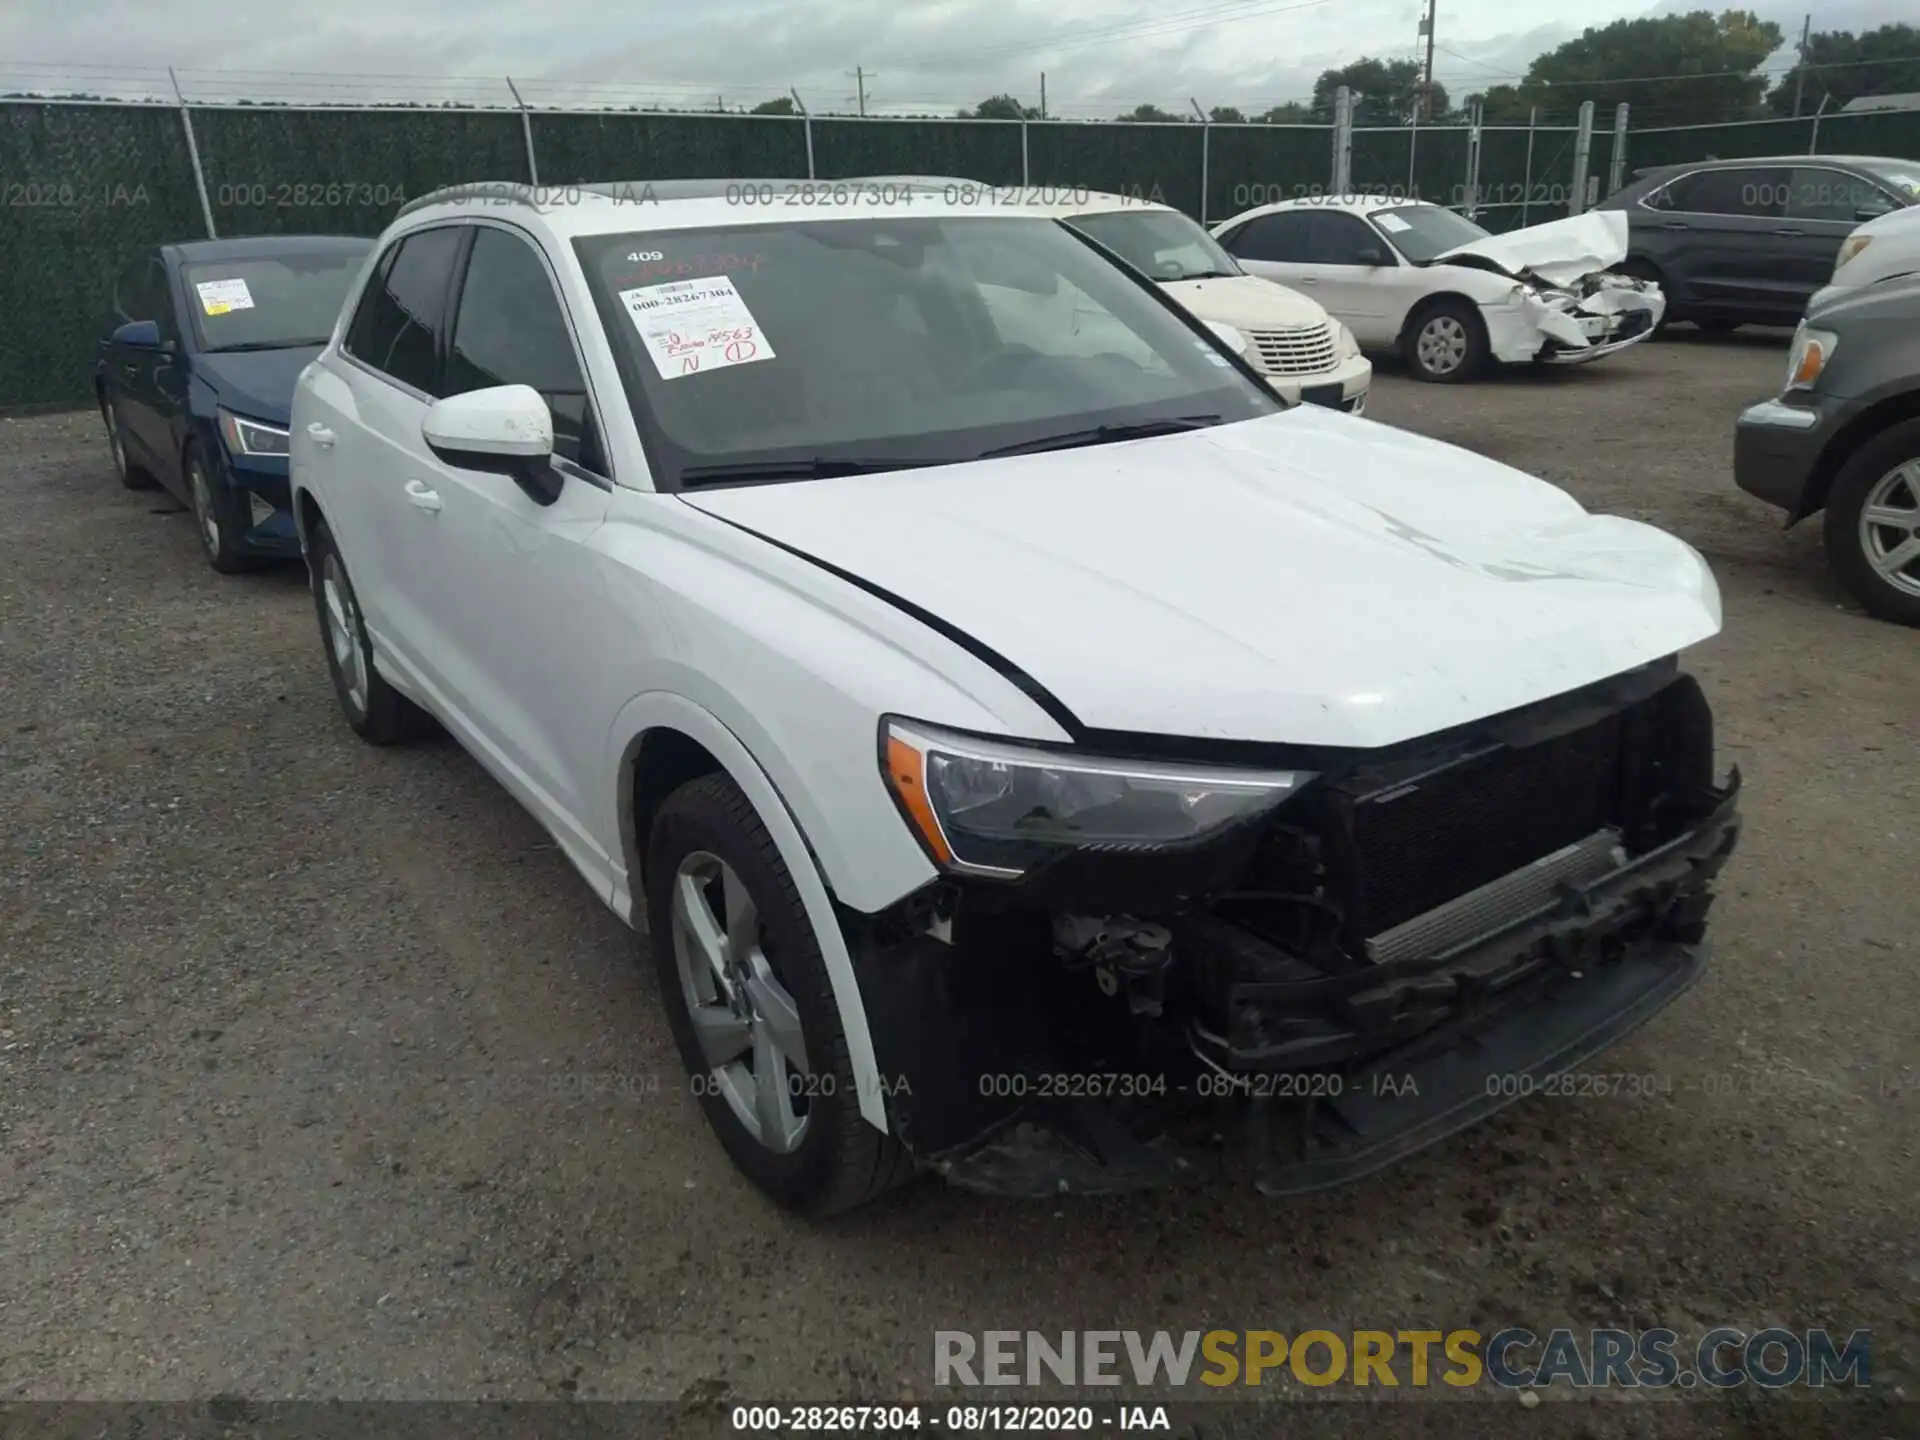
96 235 372 572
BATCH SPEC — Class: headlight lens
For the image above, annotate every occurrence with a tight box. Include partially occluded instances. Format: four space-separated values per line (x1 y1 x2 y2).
1785 326 1838 392
1834 235 1872 277
218 409 290 457
881 718 1312 877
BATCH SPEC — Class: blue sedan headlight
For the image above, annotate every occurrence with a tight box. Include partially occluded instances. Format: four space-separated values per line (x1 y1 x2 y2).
218 408 290 457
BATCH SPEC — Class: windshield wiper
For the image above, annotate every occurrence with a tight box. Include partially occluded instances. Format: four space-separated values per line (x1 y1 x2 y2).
1176 269 1240 281
677 456 938 488
206 340 325 353
978 415 1224 459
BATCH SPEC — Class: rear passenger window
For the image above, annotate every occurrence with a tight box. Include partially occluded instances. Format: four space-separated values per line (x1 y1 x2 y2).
445 227 601 470
1785 168 1890 222
1668 168 1784 218
1223 212 1313 263
344 227 464 395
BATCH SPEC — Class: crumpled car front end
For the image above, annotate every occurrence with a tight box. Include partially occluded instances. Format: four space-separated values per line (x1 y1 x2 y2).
847 662 1738 1199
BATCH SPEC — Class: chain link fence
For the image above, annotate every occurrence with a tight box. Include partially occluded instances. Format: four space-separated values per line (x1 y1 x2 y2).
6 92 1919 408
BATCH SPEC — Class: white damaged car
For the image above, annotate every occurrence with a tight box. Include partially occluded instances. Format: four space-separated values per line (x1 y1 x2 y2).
292 179 1738 1215
1212 196 1666 382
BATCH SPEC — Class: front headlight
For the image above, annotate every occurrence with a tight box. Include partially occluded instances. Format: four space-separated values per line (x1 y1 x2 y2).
1784 326 1838 392
218 409 290 457
1834 234 1872 278
881 718 1312 877
1333 321 1359 360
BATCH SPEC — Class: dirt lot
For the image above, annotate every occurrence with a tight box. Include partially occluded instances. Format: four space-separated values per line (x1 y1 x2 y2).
1 333 1914 1438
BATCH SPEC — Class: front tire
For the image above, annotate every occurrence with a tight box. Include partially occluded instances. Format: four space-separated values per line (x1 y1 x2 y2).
306 518 436 742
1404 299 1487 383
186 444 249 574
1823 419 1920 627
647 773 912 1216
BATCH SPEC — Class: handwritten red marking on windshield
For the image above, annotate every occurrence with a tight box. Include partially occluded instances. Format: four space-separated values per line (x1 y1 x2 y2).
723 338 758 363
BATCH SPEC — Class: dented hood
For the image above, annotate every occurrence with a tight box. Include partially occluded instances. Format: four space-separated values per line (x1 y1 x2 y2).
1433 211 1630 288
1159 274 1329 330
682 409 1721 749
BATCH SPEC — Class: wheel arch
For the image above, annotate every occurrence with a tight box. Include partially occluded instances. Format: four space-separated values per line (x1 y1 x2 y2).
609 692 893 1133
1398 289 1489 352
1797 391 1920 524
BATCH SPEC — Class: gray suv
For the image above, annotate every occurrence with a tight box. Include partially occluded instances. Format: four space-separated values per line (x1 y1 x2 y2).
1598 155 1917 331
1733 273 1920 625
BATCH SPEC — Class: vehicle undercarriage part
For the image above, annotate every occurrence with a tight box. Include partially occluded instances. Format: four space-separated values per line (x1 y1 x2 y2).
845 663 1739 1196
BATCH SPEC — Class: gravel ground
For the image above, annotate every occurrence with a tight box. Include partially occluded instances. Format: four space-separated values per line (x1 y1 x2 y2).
1 332 1914 1439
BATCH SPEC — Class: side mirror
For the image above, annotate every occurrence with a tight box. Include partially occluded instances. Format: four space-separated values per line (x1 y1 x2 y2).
112 319 164 349
1206 321 1249 354
1355 247 1387 266
422 385 554 488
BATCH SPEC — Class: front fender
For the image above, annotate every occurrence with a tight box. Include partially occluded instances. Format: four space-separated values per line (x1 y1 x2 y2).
606 690 894 1132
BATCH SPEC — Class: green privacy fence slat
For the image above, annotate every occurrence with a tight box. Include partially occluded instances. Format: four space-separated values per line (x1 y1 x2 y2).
1027 122 1204 218
1627 117 1815 170
1410 127 1471 209
193 107 530 238
1206 125 1332 220
1 102 206 410
1811 109 1920 162
531 112 807 186
811 119 1021 185
1349 128 1412 197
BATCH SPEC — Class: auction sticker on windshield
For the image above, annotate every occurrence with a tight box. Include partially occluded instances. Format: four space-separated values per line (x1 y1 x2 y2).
618 275 775 379
194 278 254 315
1374 213 1411 233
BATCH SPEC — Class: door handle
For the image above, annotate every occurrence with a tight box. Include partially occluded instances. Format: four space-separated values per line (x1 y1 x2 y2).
403 479 443 514
1662 221 1689 230
1771 227 1804 236
1295 276 1320 284
306 422 335 448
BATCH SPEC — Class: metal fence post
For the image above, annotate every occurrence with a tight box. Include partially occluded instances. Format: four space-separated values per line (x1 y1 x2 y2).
169 67 216 239
1021 118 1030 186
1463 98 1482 219
1190 98 1209 223
792 89 815 178
1332 86 1353 193
1608 102 1629 197
1407 110 1418 200
504 76 539 187
1569 99 1595 214
1809 94 1829 155
1520 106 1536 226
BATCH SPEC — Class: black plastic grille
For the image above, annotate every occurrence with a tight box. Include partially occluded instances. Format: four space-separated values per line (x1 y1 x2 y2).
1336 715 1624 937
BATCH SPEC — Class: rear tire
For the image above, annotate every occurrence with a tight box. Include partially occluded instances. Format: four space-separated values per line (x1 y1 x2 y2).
1403 299 1487 383
102 398 155 491
306 518 437 743
647 772 913 1216
1823 419 1920 627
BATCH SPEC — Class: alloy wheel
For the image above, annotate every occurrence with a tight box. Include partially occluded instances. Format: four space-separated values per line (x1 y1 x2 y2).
320 553 370 715
1858 460 1920 600
1416 315 1468 376
670 850 812 1154
189 458 221 558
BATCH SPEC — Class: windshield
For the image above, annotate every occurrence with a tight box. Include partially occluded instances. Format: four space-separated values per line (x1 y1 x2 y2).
1064 207 1243 282
183 248 370 352
575 215 1279 489
1369 205 1492 264
1858 161 1920 203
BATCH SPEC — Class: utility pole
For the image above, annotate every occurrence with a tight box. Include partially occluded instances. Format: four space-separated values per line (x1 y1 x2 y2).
1418 0 1437 121
855 65 868 116
1040 72 1047 120
1792 14 1811 118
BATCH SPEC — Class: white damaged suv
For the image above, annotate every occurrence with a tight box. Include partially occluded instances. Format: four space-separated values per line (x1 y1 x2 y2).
291 179 1740 1215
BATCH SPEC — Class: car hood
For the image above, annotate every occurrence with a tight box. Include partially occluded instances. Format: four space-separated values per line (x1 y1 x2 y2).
1433 211 1630 289
191 345 322 423
1159 274 1329 330
682 409 1721 749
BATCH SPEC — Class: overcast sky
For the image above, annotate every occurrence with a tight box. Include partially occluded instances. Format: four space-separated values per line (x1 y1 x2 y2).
1 0 1911 115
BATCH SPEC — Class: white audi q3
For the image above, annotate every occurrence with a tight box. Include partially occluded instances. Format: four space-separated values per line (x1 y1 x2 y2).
291 178 1740 1215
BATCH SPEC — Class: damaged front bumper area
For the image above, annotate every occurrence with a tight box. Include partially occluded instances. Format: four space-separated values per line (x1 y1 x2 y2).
1486 273 1666 367
846 666 1739 1199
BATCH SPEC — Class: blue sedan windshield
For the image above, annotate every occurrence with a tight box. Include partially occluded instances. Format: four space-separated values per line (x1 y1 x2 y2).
183 250 369 352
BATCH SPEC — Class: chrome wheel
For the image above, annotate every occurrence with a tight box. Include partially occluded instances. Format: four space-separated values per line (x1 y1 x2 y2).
320 553 369 715
670 850 811 1154
1859 460 1920 599
189 457 221 558
1416 315 1468 375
